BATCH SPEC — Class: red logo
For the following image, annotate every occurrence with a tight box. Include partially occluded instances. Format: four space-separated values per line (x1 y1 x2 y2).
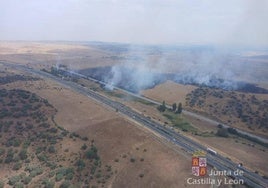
192 151 207 176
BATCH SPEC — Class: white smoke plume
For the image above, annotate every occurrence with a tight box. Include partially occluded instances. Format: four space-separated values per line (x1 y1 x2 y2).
104 44 243 92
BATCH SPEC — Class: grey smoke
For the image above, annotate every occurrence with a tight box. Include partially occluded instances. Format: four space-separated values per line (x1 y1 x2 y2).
75 43 267 94
105 63 160 92
104 45 242 93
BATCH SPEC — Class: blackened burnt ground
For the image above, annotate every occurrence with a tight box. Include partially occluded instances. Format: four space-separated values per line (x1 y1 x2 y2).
77 66 268 94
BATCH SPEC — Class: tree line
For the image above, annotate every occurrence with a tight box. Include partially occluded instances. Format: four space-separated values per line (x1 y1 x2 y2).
157 101 182 114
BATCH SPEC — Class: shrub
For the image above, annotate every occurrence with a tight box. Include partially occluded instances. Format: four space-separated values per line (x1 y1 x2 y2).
65 172 74 180
0 148 5 156
23 140 31 148
8 175 20 185
48 146 56 153
86 146 99 160
37 154 48 162
56 173 64 181
76 159 86 171
23 176 32 185
157 101 166 112
27 166 43 177
42 179 55 188
13 162 22 170
49 171 55 178
0 181 4 188
19 149 28 160
60 181 70 188
5 149 14 163
14 182 24 188
81 144 87 150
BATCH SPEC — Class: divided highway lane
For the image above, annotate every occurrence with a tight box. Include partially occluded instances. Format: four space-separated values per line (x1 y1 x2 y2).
60 69 268 145
1 61 267 188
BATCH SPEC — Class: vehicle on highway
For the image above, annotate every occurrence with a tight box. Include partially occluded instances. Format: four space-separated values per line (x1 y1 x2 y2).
207 147 217 155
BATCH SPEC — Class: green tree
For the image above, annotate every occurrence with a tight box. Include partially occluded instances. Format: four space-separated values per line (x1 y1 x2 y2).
172 103 177 112
157 101 166 112
176 103 182 114
86 146 99 160
81 144 87 150
76 159 86 171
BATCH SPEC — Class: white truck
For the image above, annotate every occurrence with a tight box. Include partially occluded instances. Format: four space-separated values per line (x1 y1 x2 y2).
207 147 217 155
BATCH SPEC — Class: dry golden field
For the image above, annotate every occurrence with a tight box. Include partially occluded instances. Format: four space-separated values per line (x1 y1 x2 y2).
0 64 207 187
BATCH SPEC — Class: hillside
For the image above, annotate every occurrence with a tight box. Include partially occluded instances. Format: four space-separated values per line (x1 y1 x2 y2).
0 61 197 188
185 87 268 137
0 88 113 187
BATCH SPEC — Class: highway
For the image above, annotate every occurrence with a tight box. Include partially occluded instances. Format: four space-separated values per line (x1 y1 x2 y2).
59 67 268 144
1 61 268 188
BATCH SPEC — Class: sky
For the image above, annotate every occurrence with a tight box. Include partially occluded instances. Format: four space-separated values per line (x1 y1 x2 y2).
1 0 268 46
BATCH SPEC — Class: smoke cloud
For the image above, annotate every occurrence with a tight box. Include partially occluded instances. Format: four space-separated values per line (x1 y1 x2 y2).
77 43 268 94
102 45 238 92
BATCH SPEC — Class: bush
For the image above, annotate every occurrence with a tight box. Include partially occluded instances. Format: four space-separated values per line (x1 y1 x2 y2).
81 144 87 150
5 149 14 163
13 162 22 170
14 182 24 188
76 159 86 170
157 101 166 112
56 173 64 182
8 175 20 185
23 176 32 185
27 166 43 177
60 181 70 188
13 138 22 147
19 149 28 160
0 181 4 188
48 146 56 153
37 154 48 162
49 171 55 178
42 179 55 188
56 167 74 181
0 148 5 156
86 146 99 160
65 172 74 180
